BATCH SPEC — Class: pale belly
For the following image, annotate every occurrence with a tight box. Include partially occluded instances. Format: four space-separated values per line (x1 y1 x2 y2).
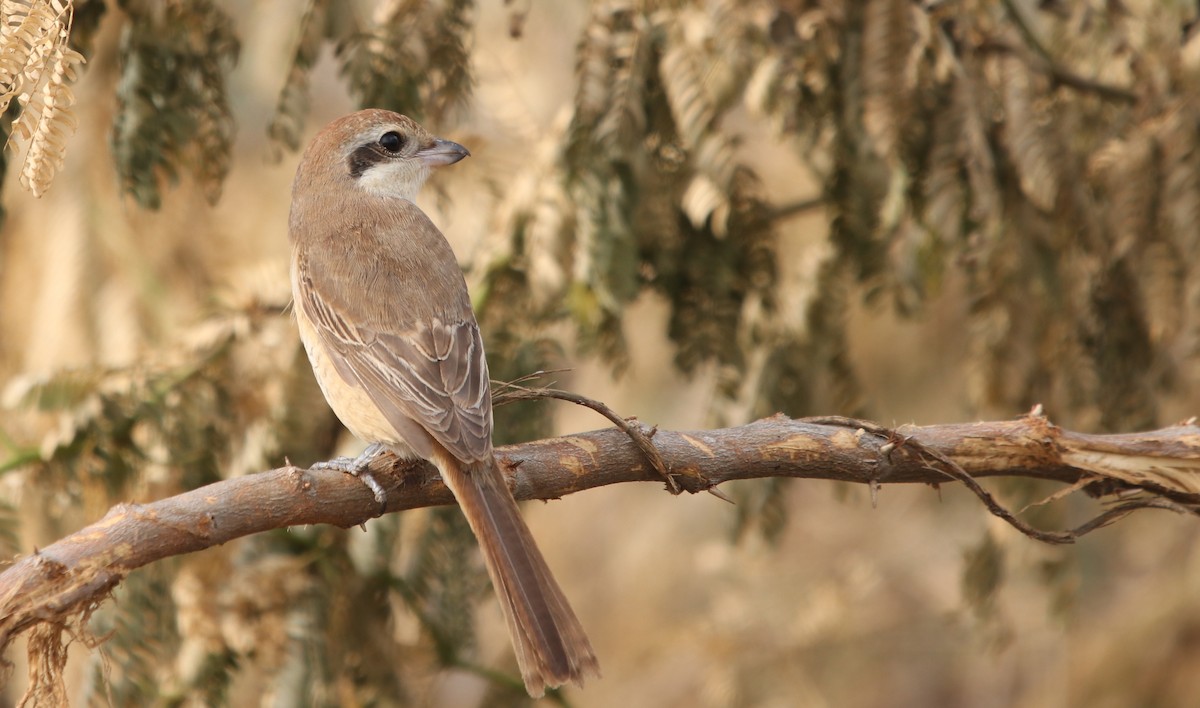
294 299 420 460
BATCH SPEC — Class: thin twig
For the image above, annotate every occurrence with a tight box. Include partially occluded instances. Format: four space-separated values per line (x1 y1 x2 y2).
491 369 573 400
915 456 1075 544
496 380 680 493
804 415 1075 543
804 414 1200 543
1067 497 1200 537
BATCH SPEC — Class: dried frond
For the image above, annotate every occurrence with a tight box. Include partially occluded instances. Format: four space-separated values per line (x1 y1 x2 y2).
3 297 306 494
1091 129 1158 258
1085 261 1157 430
192 3 238 204
663 167 777 374
206 554 313 683
886 215 940 313
593 2 648 155
1133 240 1184 346
955 65 1001 242
0 1 56 112
1150 106 1200 358
14 36 82 196
404 508 490 663
961 531 1006 619
999 56 1060 212
266 0 331 156
567 0 651 165
743 52 783 119
486 123 576 312
0 500 19 560
2 0 86 197
569 169 637 341
658 30 715 150
743 5 839 155
571 4 615 135
1154 106 1200 256
337 0 474 123
558 0 658 363
18 621 70 707
656 7 756 238
89 569 180 704
761 257 862 418
921 92 966 244
561 0 781 373
862 0 918 158
730 475 791 544
1084 114 1186 379
681 132 737 234
111 0 239 208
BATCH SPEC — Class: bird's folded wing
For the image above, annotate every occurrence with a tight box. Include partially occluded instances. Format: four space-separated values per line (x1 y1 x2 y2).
298 263 493 464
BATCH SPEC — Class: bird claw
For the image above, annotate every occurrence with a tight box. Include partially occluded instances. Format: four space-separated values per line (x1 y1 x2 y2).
311 455 361 474
354 471 388 515
313 443 389 516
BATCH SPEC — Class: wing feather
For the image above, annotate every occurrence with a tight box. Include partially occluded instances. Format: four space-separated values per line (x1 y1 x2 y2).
297 261 493 464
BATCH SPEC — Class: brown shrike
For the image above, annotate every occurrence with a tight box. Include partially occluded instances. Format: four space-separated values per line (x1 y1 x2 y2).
289 109 598 696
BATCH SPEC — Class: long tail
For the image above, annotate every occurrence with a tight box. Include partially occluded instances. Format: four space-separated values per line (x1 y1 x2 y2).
434 450 600 697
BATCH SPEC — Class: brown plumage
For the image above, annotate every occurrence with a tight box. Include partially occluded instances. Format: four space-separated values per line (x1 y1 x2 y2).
288 109 599 696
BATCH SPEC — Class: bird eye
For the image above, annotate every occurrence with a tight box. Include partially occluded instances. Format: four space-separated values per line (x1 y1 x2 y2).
378 131 405 154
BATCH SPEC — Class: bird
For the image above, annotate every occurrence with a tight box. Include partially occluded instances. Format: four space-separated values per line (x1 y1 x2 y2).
288 109 599 697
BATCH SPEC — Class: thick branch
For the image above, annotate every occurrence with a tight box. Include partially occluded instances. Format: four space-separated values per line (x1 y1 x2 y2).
2 413 1200 658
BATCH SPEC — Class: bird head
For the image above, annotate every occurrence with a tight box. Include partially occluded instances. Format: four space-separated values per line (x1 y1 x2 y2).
294 109 470 203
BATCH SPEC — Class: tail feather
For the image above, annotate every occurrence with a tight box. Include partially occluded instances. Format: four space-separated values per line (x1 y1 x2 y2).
435 451 599 697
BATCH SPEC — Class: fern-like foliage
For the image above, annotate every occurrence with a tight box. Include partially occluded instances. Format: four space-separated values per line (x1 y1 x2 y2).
337 0 474 124
0 498 19 560
267 0 475 159
560 0 658 365
403 507 491 667
733 0 1200 431
473 0 785 389
266 0 333 156
110 0 239 208
87 567 181 705
1 0 86 197
15 0 1194 436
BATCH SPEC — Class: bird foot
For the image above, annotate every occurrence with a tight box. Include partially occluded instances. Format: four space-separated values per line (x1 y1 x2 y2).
313 443 389 514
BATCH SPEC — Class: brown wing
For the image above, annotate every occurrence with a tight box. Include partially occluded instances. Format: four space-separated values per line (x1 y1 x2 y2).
295 227 493 464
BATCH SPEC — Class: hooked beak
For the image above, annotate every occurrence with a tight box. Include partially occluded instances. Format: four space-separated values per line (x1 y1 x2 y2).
417 138 470 167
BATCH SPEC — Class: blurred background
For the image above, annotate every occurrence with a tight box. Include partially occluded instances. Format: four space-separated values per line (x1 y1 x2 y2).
3 0 1200 705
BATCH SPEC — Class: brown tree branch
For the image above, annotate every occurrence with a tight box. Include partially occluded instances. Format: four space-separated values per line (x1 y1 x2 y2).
3 411 1200 675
